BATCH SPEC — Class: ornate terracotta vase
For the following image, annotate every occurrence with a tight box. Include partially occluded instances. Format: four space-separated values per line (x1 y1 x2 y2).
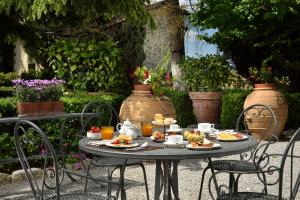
244 83 288 139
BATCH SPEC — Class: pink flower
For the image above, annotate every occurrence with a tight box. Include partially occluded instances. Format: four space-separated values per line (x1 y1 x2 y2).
166 72 171 81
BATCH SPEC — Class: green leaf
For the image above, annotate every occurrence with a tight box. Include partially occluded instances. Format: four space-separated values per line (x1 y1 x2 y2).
71 65 77 72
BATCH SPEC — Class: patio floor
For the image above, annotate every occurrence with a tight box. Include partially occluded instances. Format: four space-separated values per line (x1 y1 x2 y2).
0 139 298 200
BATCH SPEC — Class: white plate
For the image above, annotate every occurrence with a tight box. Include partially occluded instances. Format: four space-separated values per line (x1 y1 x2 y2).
186 143 221 150
163 141 189 147
150 136 165 142
105 143 139 148
217 134 248 141
166 128 183 133
88 140 112 146
152 120 177 126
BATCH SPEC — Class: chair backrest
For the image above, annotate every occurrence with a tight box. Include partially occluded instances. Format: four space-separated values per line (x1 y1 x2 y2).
80 101 120 133
14 120 60 199
277 127 300 199
235 104 278 167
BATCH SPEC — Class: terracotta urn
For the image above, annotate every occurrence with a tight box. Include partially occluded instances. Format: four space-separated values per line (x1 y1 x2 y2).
119 90 176 129
244 83 288 139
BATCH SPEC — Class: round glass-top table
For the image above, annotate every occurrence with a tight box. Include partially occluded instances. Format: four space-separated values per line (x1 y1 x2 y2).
79 135 258 200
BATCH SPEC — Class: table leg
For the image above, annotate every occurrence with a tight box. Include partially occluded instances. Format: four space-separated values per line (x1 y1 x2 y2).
119 159 127 200
154 160 181 200
171 160 180 200
155 160 162 200
163 161 171 200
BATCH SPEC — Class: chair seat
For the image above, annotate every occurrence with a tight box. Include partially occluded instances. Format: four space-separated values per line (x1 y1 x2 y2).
47 193 113 200
212 160 260 172
217 192 285 200
91 157 143 167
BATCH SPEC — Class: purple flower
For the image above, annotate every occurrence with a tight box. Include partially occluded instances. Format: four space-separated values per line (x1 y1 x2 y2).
13 79 65 102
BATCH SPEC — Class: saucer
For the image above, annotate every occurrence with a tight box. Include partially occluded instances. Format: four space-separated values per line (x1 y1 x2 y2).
166 128 183 133
150 136 165 143
163 141 188 148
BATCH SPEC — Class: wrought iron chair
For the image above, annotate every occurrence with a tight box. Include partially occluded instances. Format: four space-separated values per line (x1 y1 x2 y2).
80 101 149 199
14 119 122 200
198 104 278 199
210 126 300 200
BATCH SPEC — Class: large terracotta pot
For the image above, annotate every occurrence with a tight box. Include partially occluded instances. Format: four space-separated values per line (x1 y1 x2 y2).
244 84 288 139
119 90 176 128
189 92 223 124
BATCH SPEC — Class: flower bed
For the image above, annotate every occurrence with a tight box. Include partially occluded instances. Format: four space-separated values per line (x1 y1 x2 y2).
12 79 65 116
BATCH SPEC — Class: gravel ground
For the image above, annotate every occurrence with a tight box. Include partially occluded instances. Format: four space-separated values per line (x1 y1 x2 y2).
1 140 299 200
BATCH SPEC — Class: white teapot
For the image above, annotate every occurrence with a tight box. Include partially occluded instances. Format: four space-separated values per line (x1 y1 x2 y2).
116 118 139 139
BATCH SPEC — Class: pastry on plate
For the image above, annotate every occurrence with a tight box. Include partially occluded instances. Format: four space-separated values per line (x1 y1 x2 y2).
112 135 132 145
164 117 174 124
152 131 165 140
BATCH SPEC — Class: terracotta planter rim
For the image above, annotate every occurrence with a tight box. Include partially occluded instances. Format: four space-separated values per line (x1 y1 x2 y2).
133 84 152 91
189 91 223 100
254 83 276 89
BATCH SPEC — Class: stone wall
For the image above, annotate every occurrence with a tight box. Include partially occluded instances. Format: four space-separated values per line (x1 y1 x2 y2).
144 4 183 68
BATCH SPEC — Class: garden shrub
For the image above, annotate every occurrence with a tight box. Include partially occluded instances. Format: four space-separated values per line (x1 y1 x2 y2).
285 92 300 129
0 72 17 86
220 90 251 129
46 39 125 91
0 86 14 97
163 88 197 127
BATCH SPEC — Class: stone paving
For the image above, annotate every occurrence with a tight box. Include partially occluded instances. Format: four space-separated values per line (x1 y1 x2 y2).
0 139 299 200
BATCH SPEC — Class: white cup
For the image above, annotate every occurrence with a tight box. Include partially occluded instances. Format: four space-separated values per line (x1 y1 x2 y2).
170 124 180 131
166 135 183 144
198 123 214 133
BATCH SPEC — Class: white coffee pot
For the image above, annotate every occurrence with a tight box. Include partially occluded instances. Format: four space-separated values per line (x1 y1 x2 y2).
116 118 138 139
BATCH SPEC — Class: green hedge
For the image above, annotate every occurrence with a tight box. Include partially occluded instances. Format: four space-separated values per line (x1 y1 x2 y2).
0 86 14 98
285 92 300 129
220 90 251 129
0 72 17 86
163 88 197 127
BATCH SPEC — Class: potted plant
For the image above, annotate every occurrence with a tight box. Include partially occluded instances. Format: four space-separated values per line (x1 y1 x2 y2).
179 55 231 124
119 66 176 127
13 79 65 116
132 66 152 91
245 66 290 138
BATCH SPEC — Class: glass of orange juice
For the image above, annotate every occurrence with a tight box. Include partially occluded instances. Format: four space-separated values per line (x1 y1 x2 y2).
101 126 114 139
142 123 153 137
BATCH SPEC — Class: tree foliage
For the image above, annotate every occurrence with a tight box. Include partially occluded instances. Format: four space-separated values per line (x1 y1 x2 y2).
0 0 153 90
45 39 124 91
191 0 300 90
0 0 153 25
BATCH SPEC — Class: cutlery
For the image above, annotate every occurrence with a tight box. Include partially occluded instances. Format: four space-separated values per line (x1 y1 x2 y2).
126 142 148 151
